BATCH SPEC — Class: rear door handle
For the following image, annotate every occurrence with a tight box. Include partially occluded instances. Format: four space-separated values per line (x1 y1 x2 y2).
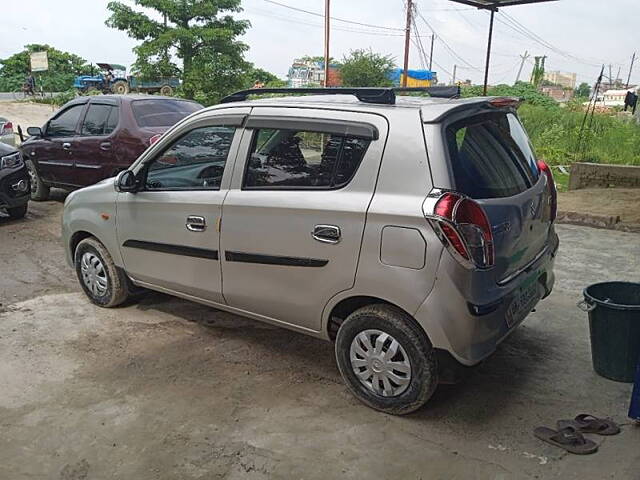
186 216 206 232
62 142 71 150
100 141 112 151
312 224 341 244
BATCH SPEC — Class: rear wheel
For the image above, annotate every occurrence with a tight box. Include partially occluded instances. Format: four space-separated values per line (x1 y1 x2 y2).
74 237 130 307
26 159 50 201
335 304 438 415
6 204 27 219
159 85 174 96
111 80 129 95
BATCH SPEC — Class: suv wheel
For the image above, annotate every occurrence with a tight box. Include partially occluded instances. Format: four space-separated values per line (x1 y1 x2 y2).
335 304 438 415
74 237 130 307
6 204 28 219
26 160 50 201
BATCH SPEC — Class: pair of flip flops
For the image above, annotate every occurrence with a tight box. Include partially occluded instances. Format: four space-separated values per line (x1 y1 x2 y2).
534 414 620 455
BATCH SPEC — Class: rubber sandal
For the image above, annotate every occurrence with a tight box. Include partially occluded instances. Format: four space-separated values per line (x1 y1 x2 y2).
533 426 599 455
557 414 620 436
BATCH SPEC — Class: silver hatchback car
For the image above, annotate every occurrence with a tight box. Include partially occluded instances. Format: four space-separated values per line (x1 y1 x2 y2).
62 87 558 414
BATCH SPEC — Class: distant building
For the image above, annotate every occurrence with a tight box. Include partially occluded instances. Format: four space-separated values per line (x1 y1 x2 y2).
600 87 639 107
543 71 577 89
541 85 574 103
287 59 341 87
388 68 436 87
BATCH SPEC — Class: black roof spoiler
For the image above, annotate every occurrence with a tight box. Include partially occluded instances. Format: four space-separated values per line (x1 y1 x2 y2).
220 86 461 105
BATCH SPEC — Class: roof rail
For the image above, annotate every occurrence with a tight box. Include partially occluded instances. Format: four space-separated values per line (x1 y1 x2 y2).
219 86 461 105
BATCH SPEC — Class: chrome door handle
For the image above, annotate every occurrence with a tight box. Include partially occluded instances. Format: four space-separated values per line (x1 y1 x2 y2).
100 141 112 151
312 224 341 244
186 216 206 232
62 142 71 150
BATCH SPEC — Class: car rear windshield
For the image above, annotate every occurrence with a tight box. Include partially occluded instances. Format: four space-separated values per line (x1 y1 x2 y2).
131 99 202 128
445 112 539 199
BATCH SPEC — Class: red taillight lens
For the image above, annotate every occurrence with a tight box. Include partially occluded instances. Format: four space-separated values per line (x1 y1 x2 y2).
2 122 13 134
149 133 162 145
432 192 495 268
537 160 557 222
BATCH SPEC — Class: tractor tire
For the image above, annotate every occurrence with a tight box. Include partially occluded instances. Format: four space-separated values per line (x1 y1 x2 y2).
112 80 129 95
159 85 174 96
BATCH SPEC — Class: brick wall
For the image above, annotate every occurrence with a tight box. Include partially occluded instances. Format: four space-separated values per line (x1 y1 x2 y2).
568 162 640 190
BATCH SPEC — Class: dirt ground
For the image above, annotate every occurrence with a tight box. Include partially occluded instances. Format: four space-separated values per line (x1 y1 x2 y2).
558 188 640 225
0 198 639 479
0 101 56 134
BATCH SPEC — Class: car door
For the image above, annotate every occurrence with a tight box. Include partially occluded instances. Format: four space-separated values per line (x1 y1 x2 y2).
220 107 388 332
116 110 248 303
35 102 86 185
74 99 121 187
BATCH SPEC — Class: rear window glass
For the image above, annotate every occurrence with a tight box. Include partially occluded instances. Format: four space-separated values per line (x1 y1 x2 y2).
131 99 202 128
445 112 539 199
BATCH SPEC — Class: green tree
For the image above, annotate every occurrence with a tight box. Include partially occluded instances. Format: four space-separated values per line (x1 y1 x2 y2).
106 0 250 102
0 44 91 92
461 81 559 109
339 49 395 87
574 82 591 99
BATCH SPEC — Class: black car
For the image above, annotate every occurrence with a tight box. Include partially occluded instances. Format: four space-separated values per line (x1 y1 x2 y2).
0 143 30 219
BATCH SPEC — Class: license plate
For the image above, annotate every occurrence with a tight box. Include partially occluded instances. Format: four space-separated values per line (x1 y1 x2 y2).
506 280 540 328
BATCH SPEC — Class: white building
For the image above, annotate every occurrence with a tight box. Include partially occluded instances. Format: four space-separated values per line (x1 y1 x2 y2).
599 86 638 107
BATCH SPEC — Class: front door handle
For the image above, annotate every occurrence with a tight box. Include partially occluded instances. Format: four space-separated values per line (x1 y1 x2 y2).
100 141 112 151
62 142 71 150
312 224 341 244
186 215 206 232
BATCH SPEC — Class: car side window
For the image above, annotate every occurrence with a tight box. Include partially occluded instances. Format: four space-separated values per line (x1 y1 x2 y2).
243 128 370 189
81 105 119 136
145 125 236 191
46 105 84 137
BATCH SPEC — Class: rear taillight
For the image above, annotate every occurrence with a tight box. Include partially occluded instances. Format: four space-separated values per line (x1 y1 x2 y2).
537 160 557 222
429 192 494 269
149 134 162 145
1 122 13 135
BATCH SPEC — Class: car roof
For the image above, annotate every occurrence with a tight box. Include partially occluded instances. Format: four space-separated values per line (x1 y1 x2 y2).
62 94 202 108
210 94 494 123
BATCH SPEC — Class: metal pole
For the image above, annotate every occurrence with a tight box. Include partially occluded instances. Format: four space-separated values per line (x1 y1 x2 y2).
324 0 330 87
402 0 412 87
429 34 435 71
483 9 496 96
452 64 457 85
626 52 636 89
515 50 528 84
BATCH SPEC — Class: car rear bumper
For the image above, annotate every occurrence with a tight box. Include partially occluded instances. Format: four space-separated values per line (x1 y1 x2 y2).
414 231 558 366
0 165 30 209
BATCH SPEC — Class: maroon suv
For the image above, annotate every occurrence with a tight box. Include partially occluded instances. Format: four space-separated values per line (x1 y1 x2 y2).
21 95 202 200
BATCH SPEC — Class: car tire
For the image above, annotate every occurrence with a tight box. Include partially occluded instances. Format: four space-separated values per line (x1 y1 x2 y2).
111 80 129 95
74 237 130 308
6 204 27 219
335 304 438 415
26 160 50 201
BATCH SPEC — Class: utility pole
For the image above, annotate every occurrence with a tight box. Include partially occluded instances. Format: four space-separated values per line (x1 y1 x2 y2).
323 0 330 87
482 8 496 96
626 52 636 88
514 50 529 84
452 65 457 85
402 0 413 87
429 34 435 71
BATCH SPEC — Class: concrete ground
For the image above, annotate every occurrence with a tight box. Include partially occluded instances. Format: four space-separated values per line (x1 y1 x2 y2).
1 199 639 480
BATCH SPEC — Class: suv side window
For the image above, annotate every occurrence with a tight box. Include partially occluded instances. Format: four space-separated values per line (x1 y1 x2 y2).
46 105 84 137
81 104 119 136
244 128 370 189
144 125 236 191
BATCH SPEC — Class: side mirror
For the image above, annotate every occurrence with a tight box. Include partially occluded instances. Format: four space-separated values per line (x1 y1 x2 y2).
26 126 42 137
115 170 138 193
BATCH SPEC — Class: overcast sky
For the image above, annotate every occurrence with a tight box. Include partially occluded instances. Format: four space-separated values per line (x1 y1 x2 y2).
2 0 638 87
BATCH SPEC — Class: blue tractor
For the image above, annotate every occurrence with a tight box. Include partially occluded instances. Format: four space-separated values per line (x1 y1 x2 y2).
74 63 130 94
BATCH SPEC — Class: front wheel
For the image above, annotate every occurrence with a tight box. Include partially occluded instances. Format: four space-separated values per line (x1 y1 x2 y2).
111 80 129 95
74 237 130 307
25 159 50 201
335 304 438 415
